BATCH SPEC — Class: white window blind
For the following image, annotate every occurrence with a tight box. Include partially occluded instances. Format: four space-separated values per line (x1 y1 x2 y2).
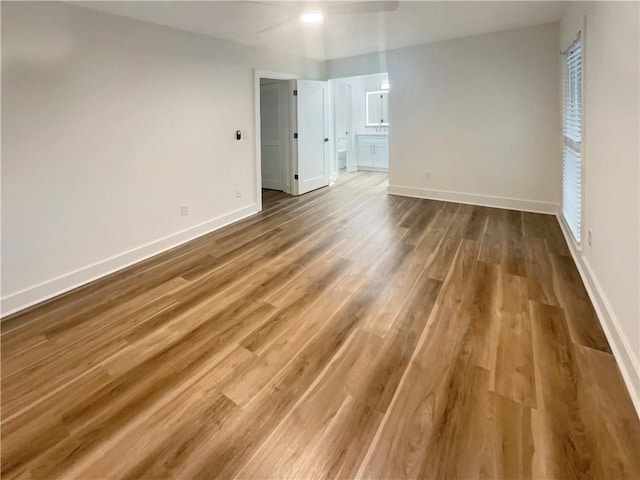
562 38 582 243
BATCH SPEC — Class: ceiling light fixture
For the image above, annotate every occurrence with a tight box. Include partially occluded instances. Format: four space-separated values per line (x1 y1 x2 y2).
299 10 324 26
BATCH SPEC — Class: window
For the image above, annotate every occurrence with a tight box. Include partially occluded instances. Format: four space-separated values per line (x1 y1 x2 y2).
562 37 582 243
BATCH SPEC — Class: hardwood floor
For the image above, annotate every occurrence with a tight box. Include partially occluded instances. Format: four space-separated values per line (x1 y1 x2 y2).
2 171 639 479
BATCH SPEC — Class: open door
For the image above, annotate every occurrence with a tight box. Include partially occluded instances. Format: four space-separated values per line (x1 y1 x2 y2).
294 79 329 195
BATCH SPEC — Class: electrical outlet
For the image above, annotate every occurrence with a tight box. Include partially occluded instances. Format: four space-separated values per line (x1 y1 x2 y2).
180 204 189 216
588 230 592 246
425 171 431 180
236 188 242 198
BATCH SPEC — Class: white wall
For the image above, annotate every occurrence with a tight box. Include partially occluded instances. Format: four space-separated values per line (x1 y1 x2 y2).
560 1 640 414
327 52 389 80
328 22 562 213
1 1 324 315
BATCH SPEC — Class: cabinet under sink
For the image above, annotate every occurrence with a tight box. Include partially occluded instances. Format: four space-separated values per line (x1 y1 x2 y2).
356 134 388 171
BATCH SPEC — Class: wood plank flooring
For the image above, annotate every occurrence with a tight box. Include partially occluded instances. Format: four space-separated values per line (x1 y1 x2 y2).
2 171 639 479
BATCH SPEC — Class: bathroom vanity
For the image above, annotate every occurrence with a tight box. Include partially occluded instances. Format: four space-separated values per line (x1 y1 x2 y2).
356 133 388 171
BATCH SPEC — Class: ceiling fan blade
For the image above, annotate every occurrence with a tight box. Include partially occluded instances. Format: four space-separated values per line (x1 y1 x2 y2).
242 1 300 12
258 16 296 34
326 1 400 16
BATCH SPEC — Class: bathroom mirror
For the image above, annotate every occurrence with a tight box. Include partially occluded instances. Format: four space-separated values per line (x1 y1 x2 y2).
365 90 389 126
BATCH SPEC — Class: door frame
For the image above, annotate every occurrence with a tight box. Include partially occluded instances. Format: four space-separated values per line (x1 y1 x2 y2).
331 80 353 177
254 70 299 212
327 72 391 176
259 80 291 193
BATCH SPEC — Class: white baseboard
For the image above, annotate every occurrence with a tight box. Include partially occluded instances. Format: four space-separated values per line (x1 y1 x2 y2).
357 166 389 173
556 215 640 419
1 204 260 318
387 185 559 215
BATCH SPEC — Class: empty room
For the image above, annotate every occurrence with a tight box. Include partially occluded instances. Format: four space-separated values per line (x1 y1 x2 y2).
2 1 640 478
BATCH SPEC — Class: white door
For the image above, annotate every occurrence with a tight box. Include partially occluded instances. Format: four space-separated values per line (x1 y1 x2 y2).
260 82 288 191
295 79 329 195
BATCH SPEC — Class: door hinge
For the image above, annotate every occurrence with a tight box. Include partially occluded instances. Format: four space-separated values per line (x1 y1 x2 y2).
293 133 298 139
293 89 298 96
294 174 299 180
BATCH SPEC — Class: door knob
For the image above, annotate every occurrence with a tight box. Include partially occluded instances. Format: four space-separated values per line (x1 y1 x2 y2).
324 138 329 142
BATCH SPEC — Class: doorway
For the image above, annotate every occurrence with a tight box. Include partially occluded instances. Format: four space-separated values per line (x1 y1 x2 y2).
260 78 292 193
255 71 297 209
255 70 330 210
334 83 352 175
329 73 390 178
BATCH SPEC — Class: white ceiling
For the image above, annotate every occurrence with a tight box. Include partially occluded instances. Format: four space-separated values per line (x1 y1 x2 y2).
75 1 570 61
